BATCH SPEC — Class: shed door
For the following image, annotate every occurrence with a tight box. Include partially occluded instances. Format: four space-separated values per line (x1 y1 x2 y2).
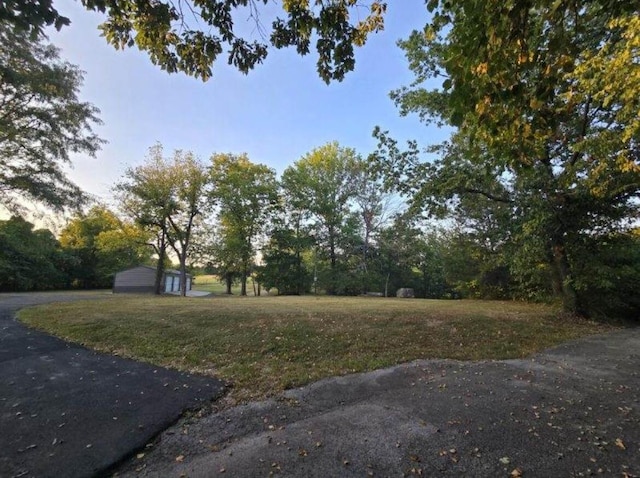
165 276 172 293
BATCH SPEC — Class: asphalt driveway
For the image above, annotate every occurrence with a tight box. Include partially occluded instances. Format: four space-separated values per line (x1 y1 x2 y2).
0 292 226 478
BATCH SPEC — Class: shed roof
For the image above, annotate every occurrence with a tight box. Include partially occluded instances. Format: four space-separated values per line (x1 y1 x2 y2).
116 265 191 277
164 268 191 276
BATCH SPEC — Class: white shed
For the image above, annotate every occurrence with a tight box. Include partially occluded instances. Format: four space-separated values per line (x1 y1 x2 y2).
113 266 192 294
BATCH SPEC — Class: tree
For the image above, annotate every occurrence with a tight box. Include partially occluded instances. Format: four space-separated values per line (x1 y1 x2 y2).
116 144 210 296
258 224 313 295
166 152 211 296
376 0 640 316
0 23 103 212
209 220 243 295
375 213 426 298
416 232 448 299
0 215 69 291
5 0 386 83
352 161 396 294
59 206 119 288
569 231 640 319
281 142 361 294
59 205 150 288
116 145 176 294
258 200 315 295
210 153 277 296
96 221 153 276
184 219 217 271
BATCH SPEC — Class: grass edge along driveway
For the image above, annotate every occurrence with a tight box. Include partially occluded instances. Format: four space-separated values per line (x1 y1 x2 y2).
19 295 612 403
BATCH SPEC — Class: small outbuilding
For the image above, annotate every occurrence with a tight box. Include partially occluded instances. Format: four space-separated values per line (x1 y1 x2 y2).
113 265 192 294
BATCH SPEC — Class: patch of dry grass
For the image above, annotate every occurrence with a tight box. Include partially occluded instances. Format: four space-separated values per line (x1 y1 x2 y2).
19 295 611 402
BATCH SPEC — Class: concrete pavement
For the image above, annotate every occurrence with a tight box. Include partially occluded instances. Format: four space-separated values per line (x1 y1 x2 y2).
117 329 640 477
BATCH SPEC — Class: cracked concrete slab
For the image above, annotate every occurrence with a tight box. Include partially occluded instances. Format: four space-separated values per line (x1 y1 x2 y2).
117 328 640 477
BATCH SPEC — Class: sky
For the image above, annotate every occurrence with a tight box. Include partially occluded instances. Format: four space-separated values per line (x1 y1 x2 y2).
45 0 448 208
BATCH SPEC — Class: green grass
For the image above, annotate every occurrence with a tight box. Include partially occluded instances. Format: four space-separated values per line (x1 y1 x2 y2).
0 290 112 302
191 274 257 295
18 295 612 402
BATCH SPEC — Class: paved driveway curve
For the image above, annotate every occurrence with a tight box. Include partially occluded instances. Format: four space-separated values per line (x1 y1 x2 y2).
0 292 226 478
118 328 640 477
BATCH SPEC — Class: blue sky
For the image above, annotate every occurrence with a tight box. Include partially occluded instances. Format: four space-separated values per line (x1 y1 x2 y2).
50 0 448 205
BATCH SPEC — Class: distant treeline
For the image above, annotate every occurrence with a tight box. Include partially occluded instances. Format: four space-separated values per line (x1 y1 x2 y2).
0 210 152 292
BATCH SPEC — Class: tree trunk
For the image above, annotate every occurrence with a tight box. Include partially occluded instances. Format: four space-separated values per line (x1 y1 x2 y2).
179 249 188 297
295 216 302 295
362 228 370 295
384 272 390 298
296 248 302 295
328 225 336 295
422 264 428 299
240 267 247 296
154 230 167 295
551 238 581 315
225 273 233 294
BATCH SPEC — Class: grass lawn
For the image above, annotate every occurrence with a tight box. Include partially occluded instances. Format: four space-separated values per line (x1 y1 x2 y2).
19 296 612 402
191 274 257 295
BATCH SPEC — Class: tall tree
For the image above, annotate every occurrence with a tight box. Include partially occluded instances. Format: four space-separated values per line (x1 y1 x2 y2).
166 151 211 296
352 162 395 294
59 205 149 288
0 23 103 212
210 153 277 296
0 215 69 291
209 220 243 295
282 142 361 294
116 144 176 294
116 144 210 296
5 0 386 82
258 203 314 295
184 219 216 271
95 222 153 274
375 213 423 298
258 224 313 295
376 0 640 315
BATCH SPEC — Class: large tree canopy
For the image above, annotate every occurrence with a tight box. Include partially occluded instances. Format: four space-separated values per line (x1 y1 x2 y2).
59 205 151 288
3 0 387 82
282 142 362 294
210 153 278 296
0 215 68 291
375 0 640 316
116 144 210 296
0 23 103 212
